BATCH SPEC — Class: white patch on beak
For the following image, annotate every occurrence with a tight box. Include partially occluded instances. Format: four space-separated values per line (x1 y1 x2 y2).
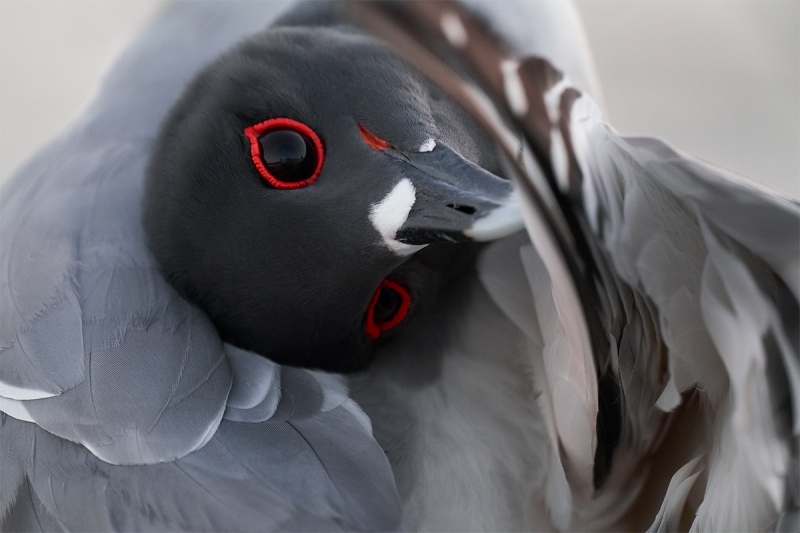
370 178 427 256
418 138 436 153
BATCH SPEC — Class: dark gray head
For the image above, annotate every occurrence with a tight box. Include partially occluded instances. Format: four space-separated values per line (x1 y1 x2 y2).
144 25 521 372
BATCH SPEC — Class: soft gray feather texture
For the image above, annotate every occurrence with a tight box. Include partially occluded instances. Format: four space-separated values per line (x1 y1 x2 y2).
2 0 797 531
0 0 287 465
0 1 400 530
347 2 799 530
564 94 799 529
2 364 398 532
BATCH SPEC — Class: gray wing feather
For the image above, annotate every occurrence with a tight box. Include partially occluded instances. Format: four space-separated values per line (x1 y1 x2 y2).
224 344 283 422
2 476 63 533
616 135 800 297
512 78 800 530
3 383 400 532
0 0 300 465
1 1 401 530
0 130 233 467
568 96 800 529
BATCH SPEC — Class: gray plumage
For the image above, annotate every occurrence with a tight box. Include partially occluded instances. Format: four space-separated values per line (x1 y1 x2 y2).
1 0 798 531
1 1 399 531
350 2 799 530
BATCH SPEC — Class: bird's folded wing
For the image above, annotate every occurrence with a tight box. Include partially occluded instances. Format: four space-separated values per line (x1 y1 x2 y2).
410 7 800 523
552 86 799 530
1 1 400 530
481 82 799 531
1 359 400 531
0 0 297 466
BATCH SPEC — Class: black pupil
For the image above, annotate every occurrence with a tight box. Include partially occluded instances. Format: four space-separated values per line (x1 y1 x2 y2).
373 286 402 325
258 129 316 183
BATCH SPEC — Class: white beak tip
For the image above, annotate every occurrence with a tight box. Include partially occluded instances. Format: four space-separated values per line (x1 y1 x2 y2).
464 197 524 242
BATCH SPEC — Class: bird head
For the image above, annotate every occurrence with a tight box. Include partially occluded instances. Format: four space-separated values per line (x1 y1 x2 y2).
144 27 521 372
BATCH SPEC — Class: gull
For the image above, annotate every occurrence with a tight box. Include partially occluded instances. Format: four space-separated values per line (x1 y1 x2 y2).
0 1 797 531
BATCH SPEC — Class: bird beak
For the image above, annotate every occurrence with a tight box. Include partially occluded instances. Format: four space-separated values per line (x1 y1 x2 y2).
391 141 523 244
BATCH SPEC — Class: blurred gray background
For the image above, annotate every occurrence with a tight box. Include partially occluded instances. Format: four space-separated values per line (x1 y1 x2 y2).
1 0 798 197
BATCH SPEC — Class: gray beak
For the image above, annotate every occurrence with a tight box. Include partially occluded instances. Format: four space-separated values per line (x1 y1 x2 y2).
391 141 523 244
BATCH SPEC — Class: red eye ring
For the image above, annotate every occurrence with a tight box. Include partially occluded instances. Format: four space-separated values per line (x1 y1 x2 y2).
243 117 325 189
365 279 411 340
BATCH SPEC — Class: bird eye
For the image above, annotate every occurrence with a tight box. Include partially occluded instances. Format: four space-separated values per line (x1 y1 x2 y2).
244 118 324 189
365 279 411 340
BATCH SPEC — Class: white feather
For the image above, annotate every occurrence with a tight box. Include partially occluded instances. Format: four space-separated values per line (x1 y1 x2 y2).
647 456 704 533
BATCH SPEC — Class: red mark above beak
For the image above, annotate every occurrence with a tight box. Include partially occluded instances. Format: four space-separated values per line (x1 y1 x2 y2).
358 123 392 151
